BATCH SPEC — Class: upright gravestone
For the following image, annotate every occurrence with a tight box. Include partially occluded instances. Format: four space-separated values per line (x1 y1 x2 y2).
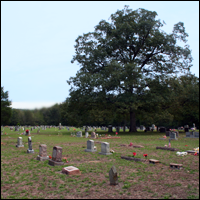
166 131 170 137
16 137 24 147
27 137 34 153
85 140 97 152
140 125 145 131
108 125 113 133
91 132 96 139
48 146 64 166
186 132 190 138
116 127 119 133
85 132 89 138
37 144 49 161
99 142 112 155
76 131 82 137
194 132 199 138
170 132 177 140
159 127 166 133
109 165 118 185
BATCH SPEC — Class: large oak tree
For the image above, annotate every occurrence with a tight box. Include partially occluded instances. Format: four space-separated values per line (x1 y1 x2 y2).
68 6 193 132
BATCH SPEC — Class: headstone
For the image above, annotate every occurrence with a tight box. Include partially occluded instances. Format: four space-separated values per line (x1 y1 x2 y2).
27 137 34 153
76 131 82 137
140 125 145 131
159 127 166 133
26 130 31 136
85 140 97 152
109 166 118 185
85 132 88 138
36 144 49 161
194 132 199 138
99 142 112 155
108 125 113 133
186 132 190 137
166 131 170 137
62 166 81 175
16 137 24 147
146 127 150 131
91 132 96 139
48 146 64 166
152 124 155 130
184 127 189 132
116 127 119 133
170 132 177 140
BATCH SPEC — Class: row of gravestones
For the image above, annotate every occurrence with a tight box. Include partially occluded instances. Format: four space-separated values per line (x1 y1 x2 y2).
165 130 199 139
16 137 112 164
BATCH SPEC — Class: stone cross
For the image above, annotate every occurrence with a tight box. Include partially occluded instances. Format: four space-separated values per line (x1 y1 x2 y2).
109 165 118 185
85 140 97 152
99 142 112 155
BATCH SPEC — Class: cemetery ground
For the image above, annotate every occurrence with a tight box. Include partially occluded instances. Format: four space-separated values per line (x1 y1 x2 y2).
1 127 199 199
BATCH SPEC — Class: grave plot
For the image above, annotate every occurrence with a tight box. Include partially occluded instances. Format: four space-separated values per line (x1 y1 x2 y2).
156 146 179 151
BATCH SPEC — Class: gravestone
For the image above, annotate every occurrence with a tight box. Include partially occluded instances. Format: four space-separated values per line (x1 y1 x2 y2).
26 130 31 136
109 165 118 185
76 131 82 137
62 166 81 175
140 125 145 131
184 127 189 132
170 132 177 140
27 137 34 153
146 127 150 131
166 131 170 137
48 146 64 166
91 132 96 139
16 137 24 147
85 132 88 138
186 132 190 138
152 124 155 130
108 125 113 133
99 142 112 155
85 140 97 152
116 127 119 133
159 127 166 133
194 132 199 138
37 144 49 161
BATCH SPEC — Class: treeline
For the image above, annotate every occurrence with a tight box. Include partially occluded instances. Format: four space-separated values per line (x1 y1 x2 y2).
6 74 199 129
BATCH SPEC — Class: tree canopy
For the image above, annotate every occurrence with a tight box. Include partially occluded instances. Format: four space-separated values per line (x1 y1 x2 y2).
67 6 193 131
1 87 12 125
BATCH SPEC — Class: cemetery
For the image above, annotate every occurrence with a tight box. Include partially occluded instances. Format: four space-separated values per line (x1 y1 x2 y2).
1 126 199 199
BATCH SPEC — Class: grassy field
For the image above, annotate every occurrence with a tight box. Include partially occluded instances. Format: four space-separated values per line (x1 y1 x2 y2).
1 127 199 199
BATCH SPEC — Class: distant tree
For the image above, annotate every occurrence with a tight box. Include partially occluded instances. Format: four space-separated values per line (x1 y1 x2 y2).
68 6 193 131
1 86 12 125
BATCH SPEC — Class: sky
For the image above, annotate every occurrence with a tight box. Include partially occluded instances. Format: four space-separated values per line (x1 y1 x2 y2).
1 1 199 110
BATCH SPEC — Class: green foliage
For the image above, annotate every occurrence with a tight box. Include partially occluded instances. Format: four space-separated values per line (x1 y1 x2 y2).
67 5 193 131
1 86 12 125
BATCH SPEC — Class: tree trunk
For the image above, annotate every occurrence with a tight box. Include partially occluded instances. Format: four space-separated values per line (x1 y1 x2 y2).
129 109 137 132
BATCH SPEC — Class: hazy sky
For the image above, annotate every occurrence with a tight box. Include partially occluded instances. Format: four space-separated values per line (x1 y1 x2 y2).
1 1 199 109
